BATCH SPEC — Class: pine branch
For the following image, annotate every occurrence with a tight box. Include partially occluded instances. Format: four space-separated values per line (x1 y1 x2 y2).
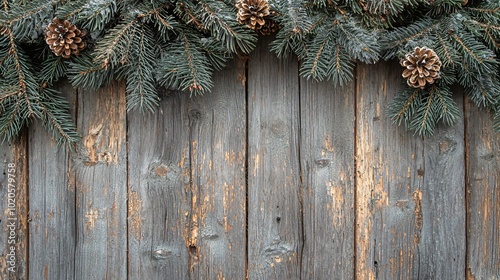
157 28 214 94
433 85 459 126
336 20 379 63
124 23 159 112
387 87 423 127
435 31 460 67
196 0 257 54
56 0 117 32
409 87 438 136
68 53 115 89
94 19 140 68
382 17 439 59
1 0 56 41
40 55 68 85
464 77 500 107
270 0 314 58
0 98 23 143
493 107 500 132
36 88 80 148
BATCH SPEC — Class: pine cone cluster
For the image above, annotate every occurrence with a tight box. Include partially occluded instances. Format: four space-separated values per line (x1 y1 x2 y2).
45 18 86 59
236 0 270 30
401 47 442 89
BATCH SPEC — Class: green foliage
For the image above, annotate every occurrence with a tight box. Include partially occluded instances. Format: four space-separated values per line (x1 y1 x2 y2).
0 0 499 145
388 85 460 136
271 0 379 86
1 0 257 145
384 0 500 135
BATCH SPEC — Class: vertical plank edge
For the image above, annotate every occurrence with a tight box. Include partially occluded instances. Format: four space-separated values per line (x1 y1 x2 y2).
465 96 500 279
0 130 28 280
28 81 77 280
74 81 127 280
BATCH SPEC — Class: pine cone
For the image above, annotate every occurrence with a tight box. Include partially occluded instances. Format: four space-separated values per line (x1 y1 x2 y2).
236 0 270 30
45 18 86 59
401 47 442 89
257 17 279 35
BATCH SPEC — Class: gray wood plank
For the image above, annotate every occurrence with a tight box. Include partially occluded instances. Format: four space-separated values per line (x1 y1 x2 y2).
299 78 355 279
465 99 500 279
188 58 247 279
73 82 127 279
0 133 28 280
28 82 77 280
127 90 191 280
355 61 426 279
419 91 465 279
247 36 302 279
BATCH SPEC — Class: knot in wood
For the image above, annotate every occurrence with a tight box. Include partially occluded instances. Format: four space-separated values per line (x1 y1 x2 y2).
314 158 330 168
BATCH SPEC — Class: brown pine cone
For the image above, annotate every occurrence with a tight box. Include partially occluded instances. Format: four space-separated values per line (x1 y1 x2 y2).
257 17 279 35
401 47 442 89
45 18 86 59
236 0 270 30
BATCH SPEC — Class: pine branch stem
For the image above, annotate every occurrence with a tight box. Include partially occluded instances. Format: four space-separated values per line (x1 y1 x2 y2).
451 33 483 63
420 88 434 132
179 3 204 30
137 3 170 19
334 45 341 72
393 21 440 47
36 99 73 144
97 19 137 67
310 37 328 77
5 1 55 25
467 7 500 14
437 33 455 66
201 2 237 36
396 89 419 120
182 30 199 90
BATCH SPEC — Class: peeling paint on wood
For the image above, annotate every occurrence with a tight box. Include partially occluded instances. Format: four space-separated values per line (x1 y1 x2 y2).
356 61 426 280
75 81 127 280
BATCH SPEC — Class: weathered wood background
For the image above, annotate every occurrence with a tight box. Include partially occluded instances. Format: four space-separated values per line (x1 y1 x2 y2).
1 38 499 279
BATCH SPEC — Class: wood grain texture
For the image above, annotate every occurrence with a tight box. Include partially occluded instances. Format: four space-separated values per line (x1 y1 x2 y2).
299 78 355 279
355 61 425 279
188 58 247 279
247 37 302 279
0 132 28 280
74 82 127 279
28 82 77 280
466 98 500 279
127 90 191 280
419 92 465 279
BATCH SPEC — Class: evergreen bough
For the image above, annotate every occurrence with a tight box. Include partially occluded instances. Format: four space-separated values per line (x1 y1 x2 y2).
0 0 499 147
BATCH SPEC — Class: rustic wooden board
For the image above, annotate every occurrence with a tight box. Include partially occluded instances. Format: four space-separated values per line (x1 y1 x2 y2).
0 132 28 280
247 37 302 279
355 61 426 279
419 92 465 279
466 99 500 279
299 78 355 278
187 58 247 279
127 90 191 280
28 82 76 280
73 82 127 279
